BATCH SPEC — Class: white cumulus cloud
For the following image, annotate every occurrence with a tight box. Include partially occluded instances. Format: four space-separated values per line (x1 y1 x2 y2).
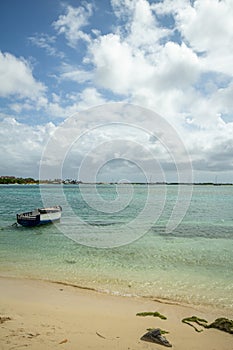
0 116 56 177
0 51 46 99
154 0 233 76
53 3 93 48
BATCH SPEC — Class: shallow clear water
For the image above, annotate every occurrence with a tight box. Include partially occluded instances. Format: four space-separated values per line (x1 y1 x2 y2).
0 184 232 310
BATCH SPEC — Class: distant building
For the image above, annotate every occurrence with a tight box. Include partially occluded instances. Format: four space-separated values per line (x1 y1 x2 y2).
0 175 15 179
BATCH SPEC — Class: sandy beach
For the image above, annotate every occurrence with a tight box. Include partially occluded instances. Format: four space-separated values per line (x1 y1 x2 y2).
0 276 232 350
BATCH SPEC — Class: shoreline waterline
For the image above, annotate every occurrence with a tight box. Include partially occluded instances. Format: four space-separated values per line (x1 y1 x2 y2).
0 274 232 316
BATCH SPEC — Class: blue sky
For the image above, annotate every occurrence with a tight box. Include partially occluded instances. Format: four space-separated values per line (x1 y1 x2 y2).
0 0 233 182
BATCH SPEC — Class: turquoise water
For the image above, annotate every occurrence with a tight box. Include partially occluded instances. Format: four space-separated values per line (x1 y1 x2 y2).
0 184 233 310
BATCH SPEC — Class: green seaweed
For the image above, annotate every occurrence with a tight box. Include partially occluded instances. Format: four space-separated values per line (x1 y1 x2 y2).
207 318 233 334
182 316 208 332
147 328 169 334
182 316 233 334
136 311 167 320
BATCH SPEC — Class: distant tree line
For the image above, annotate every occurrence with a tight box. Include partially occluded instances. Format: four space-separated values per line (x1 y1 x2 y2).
0 176 38 184
0 176 232 185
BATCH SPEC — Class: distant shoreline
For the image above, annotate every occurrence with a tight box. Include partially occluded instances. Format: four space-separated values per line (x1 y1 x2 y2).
0 178 232 186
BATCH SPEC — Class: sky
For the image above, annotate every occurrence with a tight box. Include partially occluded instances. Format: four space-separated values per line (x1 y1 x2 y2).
0 0 233 183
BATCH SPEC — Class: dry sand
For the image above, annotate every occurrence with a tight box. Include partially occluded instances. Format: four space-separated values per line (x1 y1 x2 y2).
0 276 232 350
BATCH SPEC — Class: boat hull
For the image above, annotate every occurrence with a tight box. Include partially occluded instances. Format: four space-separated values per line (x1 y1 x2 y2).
17 206 62 227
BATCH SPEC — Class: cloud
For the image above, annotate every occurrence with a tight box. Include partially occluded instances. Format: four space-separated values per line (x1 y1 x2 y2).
111 0 171 49
85 0 233 132
7 85 106 120
110 0 136 19
0 116 55 177
1 101 233 181
41 88 106 119
0 51 46 99
39 103 192 182
75 87 106 110
87 12 200 121
53 3 93 48
28 33 65 58
154 0 233 76
89 33 155 95
1 0 233 181
59 64 93 83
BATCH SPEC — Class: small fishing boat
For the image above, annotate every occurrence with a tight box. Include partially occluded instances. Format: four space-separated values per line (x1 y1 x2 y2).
16 206 62 227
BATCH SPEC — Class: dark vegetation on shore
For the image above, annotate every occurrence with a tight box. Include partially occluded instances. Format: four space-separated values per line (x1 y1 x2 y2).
0 176 232 185
0 176 39 184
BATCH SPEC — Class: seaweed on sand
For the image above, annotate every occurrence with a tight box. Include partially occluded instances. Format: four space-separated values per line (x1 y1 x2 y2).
207 318 233 334
182 316 233 334
136 311 167 320
182 316 208 332
147 328 169 334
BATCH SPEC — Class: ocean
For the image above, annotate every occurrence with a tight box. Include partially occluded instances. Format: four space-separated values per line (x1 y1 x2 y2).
0 184 232 311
